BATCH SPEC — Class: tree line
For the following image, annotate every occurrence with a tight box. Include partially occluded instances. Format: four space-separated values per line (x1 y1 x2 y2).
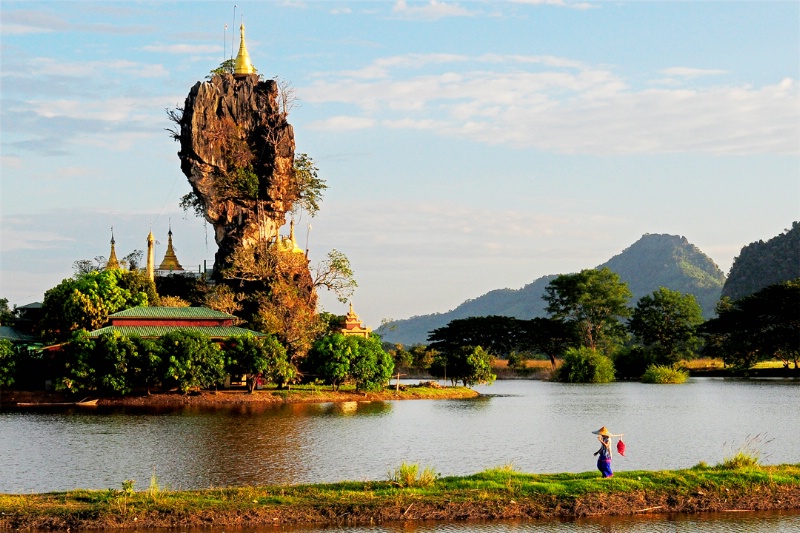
386 269 799 383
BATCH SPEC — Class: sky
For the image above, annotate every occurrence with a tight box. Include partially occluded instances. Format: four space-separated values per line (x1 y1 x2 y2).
1 1 798 328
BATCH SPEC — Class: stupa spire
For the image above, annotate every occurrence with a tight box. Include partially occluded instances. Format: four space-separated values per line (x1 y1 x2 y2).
106 227 120 270
234 21 255 76
157 222 184 272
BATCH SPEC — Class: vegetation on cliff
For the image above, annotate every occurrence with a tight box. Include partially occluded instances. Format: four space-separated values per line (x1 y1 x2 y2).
722 221 799 301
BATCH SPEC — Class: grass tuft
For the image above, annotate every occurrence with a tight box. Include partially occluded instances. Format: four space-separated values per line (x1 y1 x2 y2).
719 434 773 469
641 364 689 384
387 462 438 488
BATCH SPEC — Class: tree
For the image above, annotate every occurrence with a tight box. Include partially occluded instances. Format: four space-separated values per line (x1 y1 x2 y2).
226 333 292 392
0 339 15 388
290 153 327 219
519 317 580 368
307 333 357 390
349 335 394 392
543 268 632 353
128 336 162 394
429 345 496 387
208 58 235 77
0 298 15 326
702 279 800 371
311 249 357 304
428 316 527 358
40 269 156 343
628 288 704 364
160 330 226 393
555 346 615 383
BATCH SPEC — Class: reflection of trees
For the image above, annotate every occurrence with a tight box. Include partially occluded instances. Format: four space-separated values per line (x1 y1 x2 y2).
181 404 314 487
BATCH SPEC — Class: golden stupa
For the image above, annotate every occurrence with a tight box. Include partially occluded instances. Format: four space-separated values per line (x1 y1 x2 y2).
234 23 255 76
106 228 120 270
157 226 184 272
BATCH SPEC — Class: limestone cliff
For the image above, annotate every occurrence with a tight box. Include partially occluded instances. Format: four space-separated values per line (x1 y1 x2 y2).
176 73 298 274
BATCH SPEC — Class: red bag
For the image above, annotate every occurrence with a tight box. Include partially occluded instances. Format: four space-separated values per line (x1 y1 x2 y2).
617 438 626 457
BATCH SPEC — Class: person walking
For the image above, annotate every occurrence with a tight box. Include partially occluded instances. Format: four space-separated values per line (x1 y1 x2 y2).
592 426 615 478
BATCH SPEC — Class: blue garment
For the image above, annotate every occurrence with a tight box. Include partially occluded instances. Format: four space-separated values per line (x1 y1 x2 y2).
597 457 613 478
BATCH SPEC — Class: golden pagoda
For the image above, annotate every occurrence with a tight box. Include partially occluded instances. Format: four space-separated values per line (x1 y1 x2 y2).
105 228 120 270
234 22 255 76
157 226 184 272
339 302 371 338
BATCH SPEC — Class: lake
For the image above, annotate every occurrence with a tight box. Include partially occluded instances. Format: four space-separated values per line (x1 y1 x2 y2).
1 378 798 494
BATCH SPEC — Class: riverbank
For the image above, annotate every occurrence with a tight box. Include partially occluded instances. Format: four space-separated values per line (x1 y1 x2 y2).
0 382 479 408
2 464 798 530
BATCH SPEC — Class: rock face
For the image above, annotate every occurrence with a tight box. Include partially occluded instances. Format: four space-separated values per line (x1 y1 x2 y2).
176 73 297 274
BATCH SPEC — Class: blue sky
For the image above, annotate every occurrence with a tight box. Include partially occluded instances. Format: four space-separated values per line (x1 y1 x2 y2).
1 1 798 327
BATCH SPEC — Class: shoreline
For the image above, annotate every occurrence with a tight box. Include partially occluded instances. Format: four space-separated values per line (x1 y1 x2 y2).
2 464 798 530
0 384 480 408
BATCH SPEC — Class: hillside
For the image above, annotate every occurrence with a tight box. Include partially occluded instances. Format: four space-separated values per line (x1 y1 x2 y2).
377 234 725 346
721 222 800 301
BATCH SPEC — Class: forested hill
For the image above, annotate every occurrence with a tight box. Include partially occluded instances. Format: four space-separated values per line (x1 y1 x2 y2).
377 233 725 346
721 222 800 301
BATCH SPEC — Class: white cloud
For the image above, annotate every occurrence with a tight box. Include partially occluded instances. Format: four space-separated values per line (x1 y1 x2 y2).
509 0 595 10
392 0 475 20
308 116 376 131
301 54 800 155
660 67 728 78
25 96 178 123
4 58 169 79
141 44 222 55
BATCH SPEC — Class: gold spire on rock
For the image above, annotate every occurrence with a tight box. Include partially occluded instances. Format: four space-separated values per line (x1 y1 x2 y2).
234 23 255 76
157 225 184 272
106 227 120 270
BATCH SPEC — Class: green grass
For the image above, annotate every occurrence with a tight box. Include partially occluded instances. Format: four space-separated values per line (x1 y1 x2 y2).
2 463 798 530
641 364 690 384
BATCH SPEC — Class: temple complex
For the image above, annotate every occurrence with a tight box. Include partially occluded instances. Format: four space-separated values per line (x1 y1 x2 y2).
339 302 371 338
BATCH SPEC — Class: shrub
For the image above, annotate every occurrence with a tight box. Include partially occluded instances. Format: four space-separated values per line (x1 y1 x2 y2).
641 364 689 384
613 345 656 379
554 347 615 383
388 462 438 488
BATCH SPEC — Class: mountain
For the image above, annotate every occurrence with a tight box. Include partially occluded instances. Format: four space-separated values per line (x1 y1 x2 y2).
721 222 800 301
377 233 725 346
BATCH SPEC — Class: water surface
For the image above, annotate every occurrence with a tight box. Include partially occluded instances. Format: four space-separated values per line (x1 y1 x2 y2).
1 378 798 493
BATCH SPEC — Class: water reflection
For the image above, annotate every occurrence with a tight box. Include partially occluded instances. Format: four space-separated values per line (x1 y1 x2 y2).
92 510 800 532
2 378 799 493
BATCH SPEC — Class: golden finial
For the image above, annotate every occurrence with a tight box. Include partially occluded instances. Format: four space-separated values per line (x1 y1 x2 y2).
106 227 120 270
234 22 255 76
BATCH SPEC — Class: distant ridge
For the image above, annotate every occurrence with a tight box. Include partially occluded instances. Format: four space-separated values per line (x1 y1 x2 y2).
377 233 725 346
722 222 799 301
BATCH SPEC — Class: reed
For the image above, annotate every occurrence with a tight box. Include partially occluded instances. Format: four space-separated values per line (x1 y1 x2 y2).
641 364 689 384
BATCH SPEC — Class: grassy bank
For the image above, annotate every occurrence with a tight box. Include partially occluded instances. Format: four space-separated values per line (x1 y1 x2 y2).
2 464 799 530
1 383 479 408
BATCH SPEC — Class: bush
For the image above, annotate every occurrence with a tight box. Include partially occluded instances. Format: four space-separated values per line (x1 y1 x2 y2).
554 347 615 383
641 364 689 384
613 345 657 379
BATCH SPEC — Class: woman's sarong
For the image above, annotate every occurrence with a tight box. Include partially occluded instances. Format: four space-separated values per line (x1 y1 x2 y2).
597 457 613 478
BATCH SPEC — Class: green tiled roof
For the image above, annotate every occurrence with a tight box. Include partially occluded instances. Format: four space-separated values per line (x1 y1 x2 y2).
109 306 235 319
88 326 267 338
